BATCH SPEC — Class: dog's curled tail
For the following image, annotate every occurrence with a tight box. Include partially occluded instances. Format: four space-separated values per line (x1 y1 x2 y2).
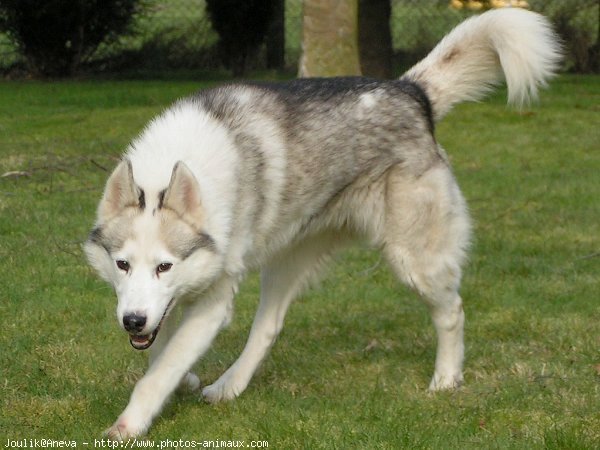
402 8 562 122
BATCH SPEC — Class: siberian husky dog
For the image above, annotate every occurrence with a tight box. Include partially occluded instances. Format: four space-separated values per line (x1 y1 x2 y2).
85 8 560 439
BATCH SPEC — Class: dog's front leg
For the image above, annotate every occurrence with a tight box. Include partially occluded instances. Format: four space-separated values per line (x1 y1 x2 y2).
105 277 235 440
148 309 201 392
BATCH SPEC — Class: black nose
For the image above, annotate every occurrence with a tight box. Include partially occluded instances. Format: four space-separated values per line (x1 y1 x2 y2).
123 313 147 333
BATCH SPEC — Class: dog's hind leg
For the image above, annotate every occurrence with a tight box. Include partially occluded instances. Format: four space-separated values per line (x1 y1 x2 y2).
202 233 344 403
382 163 471 390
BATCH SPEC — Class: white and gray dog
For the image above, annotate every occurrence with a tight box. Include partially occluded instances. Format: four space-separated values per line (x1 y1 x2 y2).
85 8 561 439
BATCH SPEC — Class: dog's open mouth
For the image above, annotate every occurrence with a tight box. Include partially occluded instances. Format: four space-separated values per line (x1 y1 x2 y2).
128 298 175 351
129 330 158 350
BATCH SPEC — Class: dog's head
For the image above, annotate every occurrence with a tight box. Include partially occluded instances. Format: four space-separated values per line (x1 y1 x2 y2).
85 159 222 350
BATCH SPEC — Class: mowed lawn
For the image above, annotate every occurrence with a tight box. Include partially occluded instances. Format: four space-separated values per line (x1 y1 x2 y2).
0 75 598 448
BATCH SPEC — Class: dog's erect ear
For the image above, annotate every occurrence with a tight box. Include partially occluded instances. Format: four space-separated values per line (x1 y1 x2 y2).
98 159 142 220
160 161 203 223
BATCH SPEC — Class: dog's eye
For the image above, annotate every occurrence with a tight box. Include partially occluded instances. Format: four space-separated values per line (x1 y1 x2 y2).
156 263 172 274
116 260 130 272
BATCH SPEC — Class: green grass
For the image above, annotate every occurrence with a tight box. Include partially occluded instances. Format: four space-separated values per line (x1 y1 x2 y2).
0 75 599 448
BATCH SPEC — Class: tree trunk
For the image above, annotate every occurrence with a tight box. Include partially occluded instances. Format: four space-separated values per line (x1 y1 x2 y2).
358 0 393 79
298 0 361 77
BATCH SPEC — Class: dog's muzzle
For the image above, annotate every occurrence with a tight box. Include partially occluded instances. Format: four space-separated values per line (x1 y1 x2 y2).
123 298 175 351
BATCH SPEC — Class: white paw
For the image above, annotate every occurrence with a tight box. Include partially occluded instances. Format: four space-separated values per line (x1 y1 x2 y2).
179 372 201 392
103 416 147 441
202 372 246 404
428 372 463 391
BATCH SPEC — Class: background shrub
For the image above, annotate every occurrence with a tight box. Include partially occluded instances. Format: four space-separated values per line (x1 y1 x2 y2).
0 0 142 77
205 0 276 76
529 0 600 73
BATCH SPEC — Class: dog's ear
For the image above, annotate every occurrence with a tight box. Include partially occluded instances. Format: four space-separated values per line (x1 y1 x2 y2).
98 159 142 220
160 161 203 223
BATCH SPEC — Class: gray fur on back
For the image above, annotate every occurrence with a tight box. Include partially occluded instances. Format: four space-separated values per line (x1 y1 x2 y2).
184 78 444 249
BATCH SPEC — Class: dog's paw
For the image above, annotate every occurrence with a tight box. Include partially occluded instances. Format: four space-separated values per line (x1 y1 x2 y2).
179 372 201 392
202 373 245 403
428 372 463 391
103 416 147 441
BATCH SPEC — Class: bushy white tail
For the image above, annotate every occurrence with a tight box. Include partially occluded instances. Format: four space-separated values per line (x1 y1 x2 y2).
403 8 562 121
